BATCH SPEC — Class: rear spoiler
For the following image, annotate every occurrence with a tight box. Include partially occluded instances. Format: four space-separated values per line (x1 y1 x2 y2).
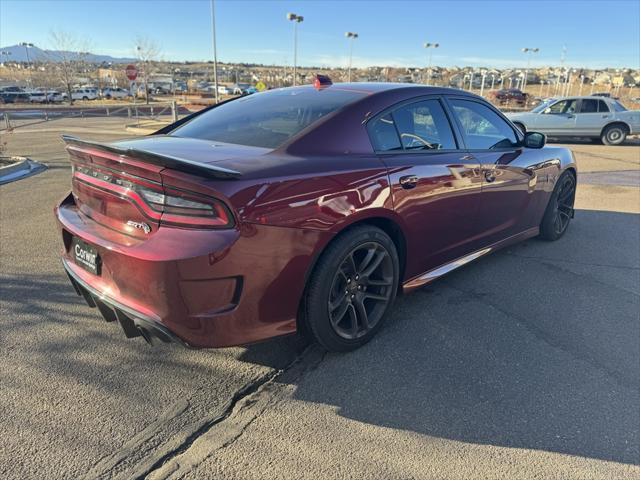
61 135 242 180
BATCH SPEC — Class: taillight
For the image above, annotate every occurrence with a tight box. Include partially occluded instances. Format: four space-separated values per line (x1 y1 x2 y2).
73 164 233 229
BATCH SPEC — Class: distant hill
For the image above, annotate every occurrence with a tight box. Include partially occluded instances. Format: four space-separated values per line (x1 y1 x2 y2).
0 44 136 64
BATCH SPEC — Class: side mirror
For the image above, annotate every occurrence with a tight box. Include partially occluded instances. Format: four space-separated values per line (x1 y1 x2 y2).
523 131 546 149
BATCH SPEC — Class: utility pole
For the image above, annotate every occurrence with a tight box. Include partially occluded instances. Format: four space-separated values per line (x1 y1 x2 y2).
210 0 219 103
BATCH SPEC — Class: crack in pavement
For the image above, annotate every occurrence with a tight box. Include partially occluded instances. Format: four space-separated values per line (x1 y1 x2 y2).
128 344 324 480
503 249 640 297
441 280 638 392
505 252 640 271
146 346 327 480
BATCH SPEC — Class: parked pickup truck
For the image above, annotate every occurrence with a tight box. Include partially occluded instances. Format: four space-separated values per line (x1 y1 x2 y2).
507 96 639 145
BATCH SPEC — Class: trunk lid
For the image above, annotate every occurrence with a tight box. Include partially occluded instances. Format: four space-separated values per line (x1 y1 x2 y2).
65 135 251 238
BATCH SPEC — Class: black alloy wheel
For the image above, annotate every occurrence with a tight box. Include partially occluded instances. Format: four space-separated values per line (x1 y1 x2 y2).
328 242 394 340
553 174 575 236
304 226 400 352
539 171 576 241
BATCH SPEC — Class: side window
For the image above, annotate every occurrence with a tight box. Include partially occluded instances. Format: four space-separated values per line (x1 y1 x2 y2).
368 113 402 152
548 99 577 114
449 99 518 150
579 99 598 113
598 100 610 112
391 99 457 150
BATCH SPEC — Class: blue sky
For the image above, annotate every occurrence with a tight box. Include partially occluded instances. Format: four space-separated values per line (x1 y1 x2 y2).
1 0 639 68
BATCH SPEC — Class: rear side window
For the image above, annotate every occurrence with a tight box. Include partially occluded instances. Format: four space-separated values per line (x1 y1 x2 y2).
580 99 598 113
392 100 456 150
449 99 518 150
368 99 456 152
597 100 610 112
171 87 366 149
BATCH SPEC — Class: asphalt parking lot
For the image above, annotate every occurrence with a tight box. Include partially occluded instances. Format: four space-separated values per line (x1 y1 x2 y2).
1 118 638 479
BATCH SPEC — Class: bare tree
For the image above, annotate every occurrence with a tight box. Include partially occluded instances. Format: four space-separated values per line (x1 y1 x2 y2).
134 36 161 104
48 31 91 104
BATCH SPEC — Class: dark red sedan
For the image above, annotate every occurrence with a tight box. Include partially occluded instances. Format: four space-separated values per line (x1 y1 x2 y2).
55 81 576 352
491 88 529 106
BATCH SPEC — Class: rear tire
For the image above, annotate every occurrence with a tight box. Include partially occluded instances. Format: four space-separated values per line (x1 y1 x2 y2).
303 225 399 352
601 124 627 145
539 171 576 241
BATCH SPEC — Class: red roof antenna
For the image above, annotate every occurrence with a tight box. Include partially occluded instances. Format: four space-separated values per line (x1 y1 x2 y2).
313 74 332 89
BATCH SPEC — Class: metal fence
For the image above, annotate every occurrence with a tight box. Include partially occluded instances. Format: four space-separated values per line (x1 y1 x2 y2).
0 102 190 132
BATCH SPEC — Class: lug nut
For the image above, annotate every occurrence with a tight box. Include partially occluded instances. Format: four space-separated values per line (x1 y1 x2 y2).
355 275 359 280
351 294 355 299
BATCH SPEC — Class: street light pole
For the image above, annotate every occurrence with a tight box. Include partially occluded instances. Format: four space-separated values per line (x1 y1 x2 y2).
210 0 219 103
287 13 304 86
20 42 34 87
423 42 439 85
521 47 539 92
345 32 358 82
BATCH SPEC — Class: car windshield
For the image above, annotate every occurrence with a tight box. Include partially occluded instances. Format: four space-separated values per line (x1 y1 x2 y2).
531 98 556 113
171 87 367 149
611 100 628 112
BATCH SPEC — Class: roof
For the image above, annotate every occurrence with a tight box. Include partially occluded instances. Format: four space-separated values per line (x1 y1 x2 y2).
288 82 476 97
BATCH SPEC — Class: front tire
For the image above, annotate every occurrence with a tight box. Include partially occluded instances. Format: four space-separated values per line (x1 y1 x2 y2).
539 171 576 241
601 124 627 145
304 225 399 352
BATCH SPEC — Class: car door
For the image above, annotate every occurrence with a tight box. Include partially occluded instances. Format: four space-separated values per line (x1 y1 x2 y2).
367 96 485 279
445 97 540 245
536 98 579 135
574 98 611 136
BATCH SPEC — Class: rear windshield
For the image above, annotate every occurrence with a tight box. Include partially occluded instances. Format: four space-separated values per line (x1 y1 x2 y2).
171 87 366 149
611 100 628 112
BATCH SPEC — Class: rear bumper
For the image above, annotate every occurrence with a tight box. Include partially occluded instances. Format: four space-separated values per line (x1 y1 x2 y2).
63 258 189 346
55 192 332 348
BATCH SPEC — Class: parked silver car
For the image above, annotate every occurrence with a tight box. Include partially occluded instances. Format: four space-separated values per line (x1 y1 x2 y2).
507 96 639 145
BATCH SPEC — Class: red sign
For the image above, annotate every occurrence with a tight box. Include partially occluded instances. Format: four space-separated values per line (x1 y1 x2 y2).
125 64 138 81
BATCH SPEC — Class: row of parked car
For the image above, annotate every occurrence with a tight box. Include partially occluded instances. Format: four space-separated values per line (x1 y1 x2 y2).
0 86 132 104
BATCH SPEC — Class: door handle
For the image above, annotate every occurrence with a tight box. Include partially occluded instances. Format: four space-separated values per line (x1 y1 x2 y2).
602 115 610 118
399 175 419 189
567 114 575 119
484 170 496 183
460 154 476 161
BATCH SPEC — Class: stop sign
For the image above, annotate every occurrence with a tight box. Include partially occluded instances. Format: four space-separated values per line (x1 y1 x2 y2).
125 64 138 81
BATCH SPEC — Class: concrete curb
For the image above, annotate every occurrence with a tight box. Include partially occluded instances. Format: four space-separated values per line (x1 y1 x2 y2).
0 156 48 185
